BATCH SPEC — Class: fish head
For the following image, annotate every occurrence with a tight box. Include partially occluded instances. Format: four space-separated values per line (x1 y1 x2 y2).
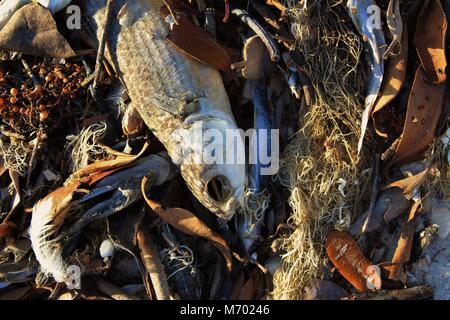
171 117 246 220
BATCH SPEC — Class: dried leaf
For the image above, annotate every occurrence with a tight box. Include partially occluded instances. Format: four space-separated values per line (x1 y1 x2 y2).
387 168 429 196
0 3 76 58
387 201 420 283
161 7 236 72
69 142 148 181
141 176 233 271
414 0 447 84
326 231 373 292
390 66 446 167
265 0 286 14
372 25 408 137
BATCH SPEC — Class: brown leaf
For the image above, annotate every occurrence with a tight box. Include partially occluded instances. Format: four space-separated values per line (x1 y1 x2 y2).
414 0 447 84
326 231 373 292
0 3 76 58
372 25 408 138
161 7 237 72
390 66 446 167
141 176 233 271
266 0 287 14
387 201 420 283
387 168 429 196
69 142 149 181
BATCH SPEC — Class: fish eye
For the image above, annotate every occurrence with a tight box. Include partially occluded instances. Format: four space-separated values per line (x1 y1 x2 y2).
207 175 232 203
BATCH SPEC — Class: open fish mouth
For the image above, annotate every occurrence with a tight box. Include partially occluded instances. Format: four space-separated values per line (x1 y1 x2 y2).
172 116 246 220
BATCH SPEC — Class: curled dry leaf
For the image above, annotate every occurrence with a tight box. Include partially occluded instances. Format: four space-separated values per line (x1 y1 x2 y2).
387 168 429 197
414 0 447 84
265 0 286 14
390 66 446 167
0 3 76 58
141 175 233 272
161 7 236 72
326 231 375 292
68 142 149 181
387 200 420 283
372 24 408 138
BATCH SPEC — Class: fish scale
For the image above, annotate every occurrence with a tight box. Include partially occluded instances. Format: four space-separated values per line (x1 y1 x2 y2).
83 0 245 220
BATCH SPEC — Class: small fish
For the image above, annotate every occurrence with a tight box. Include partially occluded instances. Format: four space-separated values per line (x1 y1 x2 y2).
82 0 245 220
238 81 272 253
347 0 385 155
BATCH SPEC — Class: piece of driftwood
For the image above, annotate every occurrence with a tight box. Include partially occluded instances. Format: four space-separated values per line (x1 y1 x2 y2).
343 285 433 300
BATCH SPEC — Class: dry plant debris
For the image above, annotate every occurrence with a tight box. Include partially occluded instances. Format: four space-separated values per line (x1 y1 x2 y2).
0 0 448 301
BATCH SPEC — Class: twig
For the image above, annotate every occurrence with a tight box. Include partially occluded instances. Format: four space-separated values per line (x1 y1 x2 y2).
232 9 280 62
345 285 433 300
21 59 39 86
362 154 380 233
137 225 171 300
92 0 115 99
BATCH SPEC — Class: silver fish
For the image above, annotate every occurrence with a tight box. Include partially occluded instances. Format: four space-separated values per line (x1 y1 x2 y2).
347 0 385 155
83 0 245 220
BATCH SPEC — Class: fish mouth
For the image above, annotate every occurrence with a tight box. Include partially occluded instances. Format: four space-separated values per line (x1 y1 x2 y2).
205 174 244 220
206 175 233 203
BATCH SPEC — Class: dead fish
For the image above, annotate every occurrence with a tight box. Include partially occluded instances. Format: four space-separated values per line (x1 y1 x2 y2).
82 0 245 220
347 0 385 155
29 153 174 285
